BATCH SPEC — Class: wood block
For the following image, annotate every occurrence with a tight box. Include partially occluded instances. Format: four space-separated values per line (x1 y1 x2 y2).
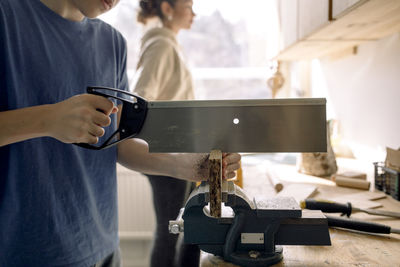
209 150 222 217
386 147 400 172
333 171 367 180
333 176 370 190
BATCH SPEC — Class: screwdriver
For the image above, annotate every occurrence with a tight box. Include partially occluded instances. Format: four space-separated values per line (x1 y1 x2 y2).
300 198 400 218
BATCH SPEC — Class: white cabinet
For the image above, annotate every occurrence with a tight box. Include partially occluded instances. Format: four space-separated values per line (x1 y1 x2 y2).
332 0 362 18
279 0 298 49
278 0 329 51
275 0 400 61
298 0 329 38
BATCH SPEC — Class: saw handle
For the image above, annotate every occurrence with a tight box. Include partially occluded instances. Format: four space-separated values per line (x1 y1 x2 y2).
75 86 148 150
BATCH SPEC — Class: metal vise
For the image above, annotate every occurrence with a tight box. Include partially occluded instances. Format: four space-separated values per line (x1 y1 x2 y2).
169 181 331 267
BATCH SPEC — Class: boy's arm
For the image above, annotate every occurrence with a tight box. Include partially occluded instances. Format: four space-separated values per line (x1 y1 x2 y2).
116 105 241 182
117 138 241 182
0 94 117 147
0 104 53 146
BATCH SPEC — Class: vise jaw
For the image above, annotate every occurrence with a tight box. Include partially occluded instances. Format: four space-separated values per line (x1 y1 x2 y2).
169 181 331 267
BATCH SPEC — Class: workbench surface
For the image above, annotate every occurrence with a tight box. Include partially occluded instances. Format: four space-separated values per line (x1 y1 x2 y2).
200 156 400 267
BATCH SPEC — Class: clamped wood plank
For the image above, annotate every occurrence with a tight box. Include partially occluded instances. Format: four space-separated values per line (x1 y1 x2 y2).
209 150 222 217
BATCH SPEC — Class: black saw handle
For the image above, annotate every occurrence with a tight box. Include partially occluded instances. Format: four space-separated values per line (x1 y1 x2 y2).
75 86 148 150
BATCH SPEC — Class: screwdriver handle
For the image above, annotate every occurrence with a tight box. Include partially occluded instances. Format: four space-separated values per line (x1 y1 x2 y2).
326 215 391 234
300 199 352 217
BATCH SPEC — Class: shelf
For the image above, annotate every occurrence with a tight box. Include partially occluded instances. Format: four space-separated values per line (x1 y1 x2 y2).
276 0 400 61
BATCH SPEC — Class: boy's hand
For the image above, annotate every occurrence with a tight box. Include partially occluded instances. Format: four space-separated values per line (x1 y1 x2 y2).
184 152 241 182
46 94 118 144
222 153 241 179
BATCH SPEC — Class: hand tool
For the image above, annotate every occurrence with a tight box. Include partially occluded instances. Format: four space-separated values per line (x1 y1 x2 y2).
76 86 327 152
300 198 400 218
326 215 400 234
169 181 331 267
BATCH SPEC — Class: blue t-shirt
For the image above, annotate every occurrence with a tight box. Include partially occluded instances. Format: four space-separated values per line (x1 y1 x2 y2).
0 0 129 266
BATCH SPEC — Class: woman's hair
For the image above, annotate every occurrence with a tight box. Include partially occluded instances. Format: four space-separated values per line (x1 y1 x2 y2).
137 0 177 24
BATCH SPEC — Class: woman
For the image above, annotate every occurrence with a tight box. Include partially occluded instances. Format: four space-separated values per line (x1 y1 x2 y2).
132 1 199 267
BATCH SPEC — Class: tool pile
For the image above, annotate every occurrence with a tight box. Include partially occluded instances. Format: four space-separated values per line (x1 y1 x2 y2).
301 198 400 235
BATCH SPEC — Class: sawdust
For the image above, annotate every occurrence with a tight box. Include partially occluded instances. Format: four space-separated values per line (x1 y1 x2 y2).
195 154 209 180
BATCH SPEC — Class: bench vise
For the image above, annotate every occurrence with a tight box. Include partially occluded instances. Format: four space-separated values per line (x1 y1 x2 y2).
169 181 331 266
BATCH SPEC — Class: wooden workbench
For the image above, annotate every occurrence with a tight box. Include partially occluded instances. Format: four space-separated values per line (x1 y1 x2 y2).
200 156 400 267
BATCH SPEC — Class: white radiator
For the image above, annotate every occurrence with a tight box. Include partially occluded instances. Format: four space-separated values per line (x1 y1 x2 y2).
117 164 155 240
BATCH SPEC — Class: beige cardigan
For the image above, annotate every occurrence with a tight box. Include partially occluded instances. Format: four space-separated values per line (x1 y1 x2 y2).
131 27 194 101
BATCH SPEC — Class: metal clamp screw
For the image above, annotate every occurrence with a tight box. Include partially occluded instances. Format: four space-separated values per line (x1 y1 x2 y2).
249 250 260 259
169 224 181 234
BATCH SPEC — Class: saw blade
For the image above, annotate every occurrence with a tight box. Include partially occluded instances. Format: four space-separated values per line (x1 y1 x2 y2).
135 98 327 153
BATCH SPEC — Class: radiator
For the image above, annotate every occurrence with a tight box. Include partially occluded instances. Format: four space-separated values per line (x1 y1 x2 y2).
117 164 155 240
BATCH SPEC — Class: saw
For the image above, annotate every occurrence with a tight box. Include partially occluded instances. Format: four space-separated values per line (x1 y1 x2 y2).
76 86 327 152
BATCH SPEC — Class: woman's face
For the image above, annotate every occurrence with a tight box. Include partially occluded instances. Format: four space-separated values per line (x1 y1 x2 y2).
170 0 196 30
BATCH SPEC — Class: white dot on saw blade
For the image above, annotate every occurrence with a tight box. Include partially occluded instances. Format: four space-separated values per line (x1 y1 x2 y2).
233 118 239 124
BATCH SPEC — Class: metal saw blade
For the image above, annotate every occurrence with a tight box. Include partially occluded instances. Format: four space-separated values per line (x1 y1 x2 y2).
135 98 327 153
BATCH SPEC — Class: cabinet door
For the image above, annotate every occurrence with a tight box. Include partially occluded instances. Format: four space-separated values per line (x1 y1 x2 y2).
298 0 329 39
332 0 362 18
279 0 298 49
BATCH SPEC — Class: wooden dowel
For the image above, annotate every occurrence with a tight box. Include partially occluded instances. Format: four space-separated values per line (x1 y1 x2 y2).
333 172 367 180
266 169 283 193
333 176 370 190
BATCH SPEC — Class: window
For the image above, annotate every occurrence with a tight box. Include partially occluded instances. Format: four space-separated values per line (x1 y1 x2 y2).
100 0 280 99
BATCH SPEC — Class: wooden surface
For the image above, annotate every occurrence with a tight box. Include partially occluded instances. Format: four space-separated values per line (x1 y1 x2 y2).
200 156 400 267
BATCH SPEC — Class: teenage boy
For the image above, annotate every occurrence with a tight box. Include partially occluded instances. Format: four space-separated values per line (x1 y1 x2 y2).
0 0 241 266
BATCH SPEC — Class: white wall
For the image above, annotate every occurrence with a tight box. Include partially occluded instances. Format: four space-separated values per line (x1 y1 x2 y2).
117 164 154 267
311 33 400 162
